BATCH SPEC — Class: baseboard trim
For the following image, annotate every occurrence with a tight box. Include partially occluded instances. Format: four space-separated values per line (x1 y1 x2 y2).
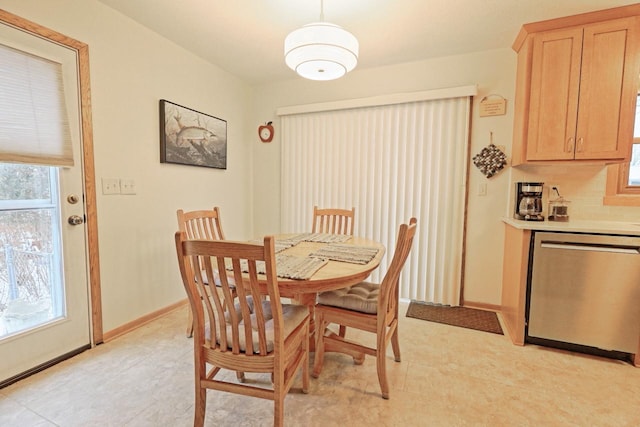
103 299 188 342
462 301 501 312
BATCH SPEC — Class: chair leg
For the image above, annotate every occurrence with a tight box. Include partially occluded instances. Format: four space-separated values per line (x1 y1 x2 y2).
186 307 194 338
194 379 206 427
312 311 326 378
302 320 310 393
274 395 284 427
376 333 390 399
273 372 285 427
391 324 401 362
338 325 347 337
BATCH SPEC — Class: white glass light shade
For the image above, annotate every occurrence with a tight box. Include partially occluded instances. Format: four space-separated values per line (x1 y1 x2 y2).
284 22 359 81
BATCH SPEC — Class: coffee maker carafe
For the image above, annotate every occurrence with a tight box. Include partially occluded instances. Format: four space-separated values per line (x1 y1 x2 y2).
514 182 544 221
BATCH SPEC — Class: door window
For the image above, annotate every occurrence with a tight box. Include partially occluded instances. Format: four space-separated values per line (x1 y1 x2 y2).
0 163 64 338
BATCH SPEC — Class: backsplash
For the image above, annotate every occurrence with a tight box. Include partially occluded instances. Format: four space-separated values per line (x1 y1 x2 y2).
510 164 640 222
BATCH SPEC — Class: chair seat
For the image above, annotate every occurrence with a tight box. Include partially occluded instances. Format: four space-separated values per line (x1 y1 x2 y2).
317 281 379 314
206 300 308 353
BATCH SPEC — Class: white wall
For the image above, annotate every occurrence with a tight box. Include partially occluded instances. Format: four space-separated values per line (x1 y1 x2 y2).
0 0 255 331
252 50 517 307
6 0 637 320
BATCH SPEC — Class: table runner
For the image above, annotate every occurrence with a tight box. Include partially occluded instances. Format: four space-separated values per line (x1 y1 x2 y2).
250 239 298 253
228 254 329 280
252 233 349 253
277 233 351 246
309 244 379 265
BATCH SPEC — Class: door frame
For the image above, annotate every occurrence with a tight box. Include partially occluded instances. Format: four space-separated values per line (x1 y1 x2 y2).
0 9 103 344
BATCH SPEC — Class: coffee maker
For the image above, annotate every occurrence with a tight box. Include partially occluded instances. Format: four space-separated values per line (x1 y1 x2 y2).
514 182 544 221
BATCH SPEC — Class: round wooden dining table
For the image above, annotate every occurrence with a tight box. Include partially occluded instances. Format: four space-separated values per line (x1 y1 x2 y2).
269 235 386 298
259 234 386 358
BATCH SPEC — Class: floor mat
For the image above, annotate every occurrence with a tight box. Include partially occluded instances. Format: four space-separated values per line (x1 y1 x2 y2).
406 302 503 335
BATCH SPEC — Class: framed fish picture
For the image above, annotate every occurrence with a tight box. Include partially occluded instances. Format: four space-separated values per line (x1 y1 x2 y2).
159 99 227 169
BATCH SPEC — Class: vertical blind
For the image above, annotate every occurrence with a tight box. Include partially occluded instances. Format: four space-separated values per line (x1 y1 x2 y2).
0 43 73 167
280 95 471 305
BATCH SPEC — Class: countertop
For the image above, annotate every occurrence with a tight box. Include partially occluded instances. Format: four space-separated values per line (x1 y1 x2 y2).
502 217 640 236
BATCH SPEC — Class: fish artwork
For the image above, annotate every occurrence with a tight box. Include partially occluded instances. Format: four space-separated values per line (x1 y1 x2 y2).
160 99 227 169
175 124 217 147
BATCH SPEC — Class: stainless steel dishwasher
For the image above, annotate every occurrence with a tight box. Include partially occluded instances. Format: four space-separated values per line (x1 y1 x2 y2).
526 231 640 359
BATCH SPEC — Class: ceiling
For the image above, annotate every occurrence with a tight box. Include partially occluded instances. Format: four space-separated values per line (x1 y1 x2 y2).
97 0 637 85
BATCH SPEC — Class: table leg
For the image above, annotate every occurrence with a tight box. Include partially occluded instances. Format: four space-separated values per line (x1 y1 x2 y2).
292 293 317 351
321 331 366 364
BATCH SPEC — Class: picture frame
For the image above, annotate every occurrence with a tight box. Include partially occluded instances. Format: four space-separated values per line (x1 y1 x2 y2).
159 99 227 169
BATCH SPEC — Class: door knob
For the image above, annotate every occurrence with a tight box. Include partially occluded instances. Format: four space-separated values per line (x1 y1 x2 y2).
68 215 84 225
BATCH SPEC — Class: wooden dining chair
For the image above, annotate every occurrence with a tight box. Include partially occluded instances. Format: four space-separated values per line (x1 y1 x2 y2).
312 206 355 235
177 207 230 337
312 218 417 399
312 206 356 337
175 232 310 427
177 206 226 241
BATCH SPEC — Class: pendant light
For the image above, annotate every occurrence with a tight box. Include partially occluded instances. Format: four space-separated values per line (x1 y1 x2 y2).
284 0 359 81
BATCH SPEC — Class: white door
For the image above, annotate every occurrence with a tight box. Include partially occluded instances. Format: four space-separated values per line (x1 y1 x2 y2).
0 23 91 384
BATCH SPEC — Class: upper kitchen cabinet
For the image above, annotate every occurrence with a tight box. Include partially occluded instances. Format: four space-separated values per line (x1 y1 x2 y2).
511 5 640 166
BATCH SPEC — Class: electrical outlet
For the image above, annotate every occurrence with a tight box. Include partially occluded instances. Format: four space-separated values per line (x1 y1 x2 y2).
120 179 136 195
101 178 120 195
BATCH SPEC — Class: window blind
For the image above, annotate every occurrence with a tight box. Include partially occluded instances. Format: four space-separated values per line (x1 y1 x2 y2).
280 95 471 305
0 43 73 167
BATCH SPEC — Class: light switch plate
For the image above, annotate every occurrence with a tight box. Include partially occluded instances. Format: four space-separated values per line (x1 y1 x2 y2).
101 178 120 195
120 179 136 195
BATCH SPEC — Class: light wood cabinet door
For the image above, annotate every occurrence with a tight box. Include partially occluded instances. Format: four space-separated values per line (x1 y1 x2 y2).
527 27 582 161
523 17 640 162
576 17 639 160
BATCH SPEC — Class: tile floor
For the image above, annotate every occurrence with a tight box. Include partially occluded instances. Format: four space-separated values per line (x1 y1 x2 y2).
1 302 638 426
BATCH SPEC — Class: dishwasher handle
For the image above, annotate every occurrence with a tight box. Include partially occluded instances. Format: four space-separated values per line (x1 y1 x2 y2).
540 241 640 255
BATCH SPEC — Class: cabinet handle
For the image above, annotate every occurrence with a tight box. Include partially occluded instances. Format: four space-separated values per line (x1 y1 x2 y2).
566 137 574 153
576 137 584 152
